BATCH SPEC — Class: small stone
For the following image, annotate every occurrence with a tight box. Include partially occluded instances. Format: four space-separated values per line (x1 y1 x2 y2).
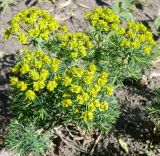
0 149 17 156
146 140 150 144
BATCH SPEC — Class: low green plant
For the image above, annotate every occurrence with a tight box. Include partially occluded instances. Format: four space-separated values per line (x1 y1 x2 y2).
5 8 120 133
4 6 158 154
85 8 158 84
6 119 51 156
154 15 160 31
112 0 137 21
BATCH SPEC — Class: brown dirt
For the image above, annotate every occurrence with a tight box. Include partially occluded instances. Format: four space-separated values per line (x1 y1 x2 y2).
0 0 160 155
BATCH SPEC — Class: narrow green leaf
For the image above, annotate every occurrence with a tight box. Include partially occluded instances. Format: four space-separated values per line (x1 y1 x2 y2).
154 16 160 30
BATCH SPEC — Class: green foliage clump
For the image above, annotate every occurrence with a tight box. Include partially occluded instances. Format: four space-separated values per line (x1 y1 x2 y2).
112 0 137 21
10 47 119 131
4 7 59 43
85 8 158 84
6 120 51 156
6 7 120 133
4 6 158 155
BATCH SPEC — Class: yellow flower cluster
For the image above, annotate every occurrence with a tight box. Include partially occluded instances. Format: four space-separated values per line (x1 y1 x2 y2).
119 21 156 55
4 8 59 44
10 48 114 124
85 8 156 55
60 64 114 123
58 32 93 58
10 49 61 101
85 8 120 32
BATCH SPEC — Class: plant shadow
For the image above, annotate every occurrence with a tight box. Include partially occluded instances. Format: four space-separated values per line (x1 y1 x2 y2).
25 0 38 6
115 80 157 143
95 0 111 7
93 80 159 155
0 54 16 149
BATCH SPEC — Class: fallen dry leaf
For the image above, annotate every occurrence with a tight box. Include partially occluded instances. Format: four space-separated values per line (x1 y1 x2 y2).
119 138 129 154
0 51 5 58
56 0 72 9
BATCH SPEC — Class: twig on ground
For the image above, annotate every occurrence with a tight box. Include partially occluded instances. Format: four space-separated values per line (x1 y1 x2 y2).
56 0 72 9
73 136 84 141
99 0 111 7
77 3 90 9
66 127 75 138
54 128 88 154
54 13 76 21
90 132 102 155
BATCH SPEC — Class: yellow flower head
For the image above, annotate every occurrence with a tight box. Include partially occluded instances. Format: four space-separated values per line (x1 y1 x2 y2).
99 102 109 111
3 29 11 40
17 81 27 91
97 78 107 86
70 84 82 94
88 64 96 73
62 93 70 98
106 85 114 96
63 76 72 86
60 25 68 32
84 75 94 85
93 99 101 107
86 8 120 32
76 69 84 78
54 75 62 82
70 52 78 59
43 55 51 64
82 92 89 101
24 53 32 62
82 111 94 122
90 87 98 98
18 33 28 44
117 28 126 35
51 58 60 72
20 63 30 74
11 64 19 73
40 69 49 81
33 81 45 91
47 80 57 91
73 108 79 114
10 76 18 86
34 60 43 69
28 28 40 38
93 84 101 92
77 94 84 104
25 90 36 101
144 45 151 55
11 23 20 33
29 69 39 80
120 39 131 47
138 23 147 32
61 99 72 108
131 41 140 49
88 102 97 112
58 32 92 58
5 8 60 43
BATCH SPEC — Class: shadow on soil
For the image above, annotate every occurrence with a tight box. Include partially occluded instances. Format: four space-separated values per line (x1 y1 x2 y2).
93 80 159 155
116 80 158 143
0 54 16 149
25 0 38 6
